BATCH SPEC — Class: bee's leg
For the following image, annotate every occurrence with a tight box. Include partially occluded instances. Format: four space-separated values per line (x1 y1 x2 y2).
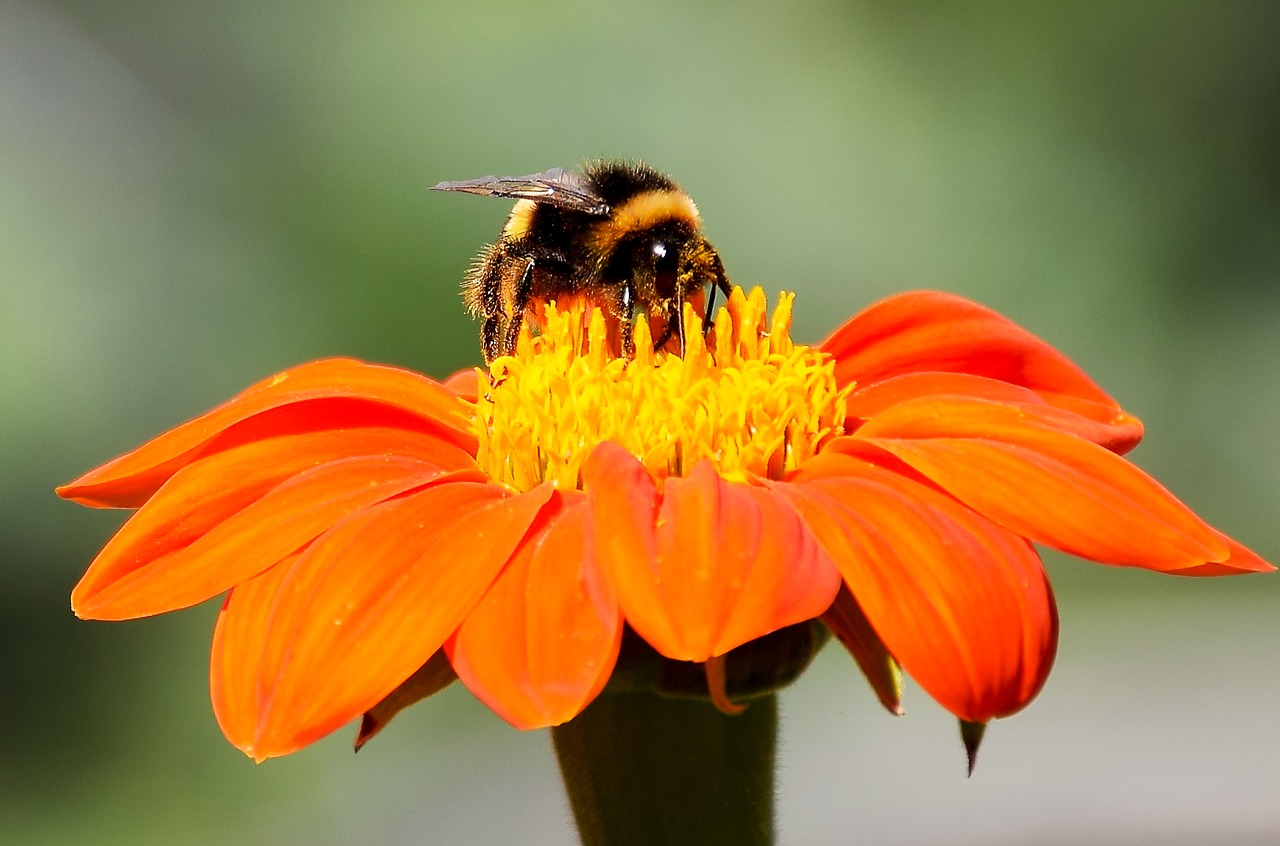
480 317 502 364
466 242 511 364
499 259 536 357
650 321 672 353
650 302 695 354
703 251 732 337
676 302 687 356
619 279 636 359
500 314 525 359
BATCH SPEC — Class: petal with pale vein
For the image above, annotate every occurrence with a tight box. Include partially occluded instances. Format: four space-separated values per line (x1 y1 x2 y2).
76 457 482 620
71 427 476 616
855 398 1230 569
213 480 552 760
583 443 840 662
779 456 1057 723
58 358 476 508
210 556 296 755
449 491 622 729
820 291 1119 408
845 372 1143 454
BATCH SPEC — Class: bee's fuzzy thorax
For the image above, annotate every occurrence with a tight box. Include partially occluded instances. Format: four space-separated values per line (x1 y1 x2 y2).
501 199 540 240
585 190 702 258
582 160 679 203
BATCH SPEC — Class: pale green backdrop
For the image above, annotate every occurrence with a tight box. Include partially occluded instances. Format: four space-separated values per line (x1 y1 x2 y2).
3 1 1279 843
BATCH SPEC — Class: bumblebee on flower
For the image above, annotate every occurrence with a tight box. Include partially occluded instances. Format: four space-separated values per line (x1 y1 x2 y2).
60 286 1271 763
60 162 1271 774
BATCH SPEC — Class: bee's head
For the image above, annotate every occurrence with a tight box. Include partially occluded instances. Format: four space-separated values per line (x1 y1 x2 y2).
601 220 694 303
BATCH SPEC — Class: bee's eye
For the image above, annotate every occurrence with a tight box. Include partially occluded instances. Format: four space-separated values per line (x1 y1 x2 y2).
653 241 678 296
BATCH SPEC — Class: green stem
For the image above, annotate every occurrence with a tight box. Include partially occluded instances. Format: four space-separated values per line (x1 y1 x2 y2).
551 691 777 846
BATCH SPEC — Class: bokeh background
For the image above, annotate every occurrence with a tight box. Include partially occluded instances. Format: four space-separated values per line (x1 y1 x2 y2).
4 1 1279 843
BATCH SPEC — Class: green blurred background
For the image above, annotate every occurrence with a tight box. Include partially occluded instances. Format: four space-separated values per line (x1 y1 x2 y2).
4 1 1279 843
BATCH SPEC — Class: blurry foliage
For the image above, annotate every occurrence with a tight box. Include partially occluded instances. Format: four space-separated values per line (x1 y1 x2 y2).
2 1 1278 843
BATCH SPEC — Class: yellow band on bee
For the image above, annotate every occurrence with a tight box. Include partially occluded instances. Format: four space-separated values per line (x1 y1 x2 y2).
586 190 701 258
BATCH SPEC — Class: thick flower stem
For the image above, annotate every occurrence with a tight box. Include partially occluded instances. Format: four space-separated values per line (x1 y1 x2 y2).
551 691 777 846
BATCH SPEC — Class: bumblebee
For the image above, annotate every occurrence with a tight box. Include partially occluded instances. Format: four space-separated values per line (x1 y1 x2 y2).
433 160 731 363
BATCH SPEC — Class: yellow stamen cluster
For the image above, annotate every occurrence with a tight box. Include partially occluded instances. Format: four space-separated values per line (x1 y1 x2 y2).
472 287 848 492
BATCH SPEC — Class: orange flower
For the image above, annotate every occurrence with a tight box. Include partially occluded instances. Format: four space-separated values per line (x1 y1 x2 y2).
59 288 1272 762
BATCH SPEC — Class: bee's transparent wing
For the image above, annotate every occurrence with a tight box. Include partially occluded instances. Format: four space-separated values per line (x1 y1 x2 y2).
431 168 608 214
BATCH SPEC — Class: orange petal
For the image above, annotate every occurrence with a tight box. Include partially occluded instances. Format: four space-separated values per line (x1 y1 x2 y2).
821 584 904 715
58 358 477 508
853 398 1233 570
448 491 622 729
210 556 296 756
1170 533 1274 576
846 372 1143 454
820 291 1119 408
75 458 482 620
212 480 552 760
355 650 459 751
71 427 476 617
582 443 840 662
442 367 480 401
777 458 1058 723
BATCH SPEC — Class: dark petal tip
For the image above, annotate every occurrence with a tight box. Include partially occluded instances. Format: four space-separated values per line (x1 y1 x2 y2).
960 719 987 777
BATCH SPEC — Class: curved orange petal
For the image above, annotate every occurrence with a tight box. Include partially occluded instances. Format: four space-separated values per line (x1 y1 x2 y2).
58 358 477 508
820 291 1119 409
448 491 623 729
777 456 1058 723
355 650 459 750
442 367 480 401
76 459 485 620
71 427 476 616
846 372 1143 454
210 556 296 756
212 480 553 760
852 398 1235 570
582 442 840 662
1171 534 1274 576
821 584 904 715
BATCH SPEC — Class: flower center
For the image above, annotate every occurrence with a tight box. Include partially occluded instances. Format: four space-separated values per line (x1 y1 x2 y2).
472 287 848 492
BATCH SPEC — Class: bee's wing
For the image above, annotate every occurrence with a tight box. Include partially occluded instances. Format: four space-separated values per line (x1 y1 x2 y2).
431 168 609 215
